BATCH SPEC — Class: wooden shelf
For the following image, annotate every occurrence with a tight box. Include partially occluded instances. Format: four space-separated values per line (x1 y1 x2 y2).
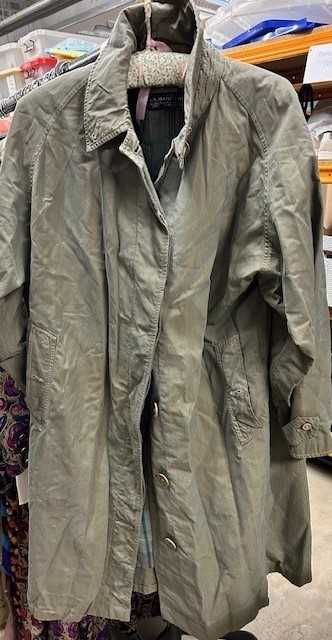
223 29 332 181
306 81 332 100
223 24 332 66
320 162 332 184
223 25 332 98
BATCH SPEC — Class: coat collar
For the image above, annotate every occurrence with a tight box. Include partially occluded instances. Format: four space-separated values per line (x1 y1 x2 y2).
84 0 220 160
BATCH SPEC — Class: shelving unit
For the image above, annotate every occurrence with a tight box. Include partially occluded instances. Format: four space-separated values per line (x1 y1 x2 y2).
320 162 332 184
224 25 332 185
224 24 332 66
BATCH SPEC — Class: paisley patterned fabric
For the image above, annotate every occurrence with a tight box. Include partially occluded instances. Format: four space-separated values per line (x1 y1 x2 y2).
0 367 29 486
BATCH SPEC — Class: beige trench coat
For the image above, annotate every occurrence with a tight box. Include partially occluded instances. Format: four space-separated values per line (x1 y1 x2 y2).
0 1 331 638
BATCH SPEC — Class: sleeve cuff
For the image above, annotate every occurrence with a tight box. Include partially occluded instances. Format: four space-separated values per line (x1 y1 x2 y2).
282 416 332 459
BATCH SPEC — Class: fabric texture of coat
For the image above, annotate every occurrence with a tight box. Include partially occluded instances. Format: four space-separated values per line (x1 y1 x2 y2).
0 1 331 638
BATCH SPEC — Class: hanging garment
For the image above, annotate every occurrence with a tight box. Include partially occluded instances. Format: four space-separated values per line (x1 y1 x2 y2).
0 369 161 639
0 367 29 480
1 477 161 640
0 0 331 638
2 481 160 640
0 568 9 631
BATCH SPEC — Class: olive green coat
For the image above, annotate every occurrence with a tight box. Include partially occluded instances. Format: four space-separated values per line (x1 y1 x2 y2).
0 1 331 638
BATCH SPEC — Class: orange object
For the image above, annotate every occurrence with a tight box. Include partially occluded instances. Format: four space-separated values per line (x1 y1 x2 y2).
224 23 332 65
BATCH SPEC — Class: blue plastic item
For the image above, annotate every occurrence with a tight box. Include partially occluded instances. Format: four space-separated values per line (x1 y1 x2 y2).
221 18 324 49
47 38 99 55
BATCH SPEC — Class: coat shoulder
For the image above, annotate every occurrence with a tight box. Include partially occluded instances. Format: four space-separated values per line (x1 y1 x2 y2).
9 66 90 167
219 56 294 102
16 65 89 130
216 55 303 145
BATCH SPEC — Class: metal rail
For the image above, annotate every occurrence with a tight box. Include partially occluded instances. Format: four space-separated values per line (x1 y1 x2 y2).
0 48 99 116
0 0 84 36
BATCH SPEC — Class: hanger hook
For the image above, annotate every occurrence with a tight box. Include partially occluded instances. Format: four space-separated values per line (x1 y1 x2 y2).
144 0 152 47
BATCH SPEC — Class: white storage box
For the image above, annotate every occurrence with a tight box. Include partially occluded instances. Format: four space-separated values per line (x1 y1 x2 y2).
19 29 104 61
0 42 24 100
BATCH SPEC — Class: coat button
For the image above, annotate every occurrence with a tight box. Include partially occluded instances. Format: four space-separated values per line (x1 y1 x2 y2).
302 422 312 432
165 537 177 551
153 402 159 418
158 473 170 488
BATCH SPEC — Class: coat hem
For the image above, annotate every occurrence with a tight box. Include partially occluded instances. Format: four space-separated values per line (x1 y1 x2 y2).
158 588 269 640
29 606 89 623
267 567 312 588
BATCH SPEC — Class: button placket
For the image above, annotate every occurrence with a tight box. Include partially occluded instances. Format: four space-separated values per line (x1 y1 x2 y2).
152 404 175 548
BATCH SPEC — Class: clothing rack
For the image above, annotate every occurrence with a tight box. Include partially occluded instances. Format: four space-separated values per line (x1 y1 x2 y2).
0 49 100 118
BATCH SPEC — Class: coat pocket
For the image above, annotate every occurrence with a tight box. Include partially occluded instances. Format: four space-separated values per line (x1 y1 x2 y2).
26 324 58 425
213 332 263 446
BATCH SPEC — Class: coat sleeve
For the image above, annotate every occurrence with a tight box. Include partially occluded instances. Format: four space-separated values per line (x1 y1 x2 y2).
0 105 32 390
259 86 332 459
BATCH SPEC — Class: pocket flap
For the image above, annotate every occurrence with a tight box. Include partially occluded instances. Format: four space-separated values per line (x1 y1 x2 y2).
26 324 57 424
